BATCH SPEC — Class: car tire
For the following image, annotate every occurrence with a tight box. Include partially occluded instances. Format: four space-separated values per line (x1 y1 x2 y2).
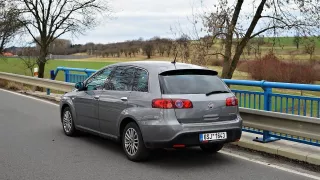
122 122 150 162
62 107 78 136
200 143 224 153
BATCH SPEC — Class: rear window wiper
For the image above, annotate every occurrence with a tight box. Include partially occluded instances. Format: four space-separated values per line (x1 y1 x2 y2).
206 90 230 96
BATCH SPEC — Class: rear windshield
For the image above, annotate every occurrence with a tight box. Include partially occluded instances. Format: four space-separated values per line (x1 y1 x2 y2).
160 74 230 94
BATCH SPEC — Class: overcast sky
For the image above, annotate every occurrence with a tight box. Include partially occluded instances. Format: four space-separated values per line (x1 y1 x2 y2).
63 0 211 44
14 0 297 46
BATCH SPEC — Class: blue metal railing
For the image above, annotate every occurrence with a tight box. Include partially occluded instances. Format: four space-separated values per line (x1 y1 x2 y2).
223 79 320 146
50 67 320 147
47 67 97 95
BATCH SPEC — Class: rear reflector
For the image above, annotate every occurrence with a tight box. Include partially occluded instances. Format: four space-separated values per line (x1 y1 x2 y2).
226 97 238 106
152 99 193 109
173 144 185 148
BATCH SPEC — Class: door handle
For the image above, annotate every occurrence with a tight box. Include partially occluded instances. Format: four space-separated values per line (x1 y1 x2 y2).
94 95 100 100
120 97 128 101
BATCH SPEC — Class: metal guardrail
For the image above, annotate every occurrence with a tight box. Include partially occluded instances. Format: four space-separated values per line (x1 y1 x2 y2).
50 67 320 146
0 72 74 92
223 79 320 118
223 79 320 145
240 108 320 146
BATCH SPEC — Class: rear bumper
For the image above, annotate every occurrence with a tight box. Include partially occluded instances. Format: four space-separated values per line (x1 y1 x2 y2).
145 128 241 148
138 116 242 149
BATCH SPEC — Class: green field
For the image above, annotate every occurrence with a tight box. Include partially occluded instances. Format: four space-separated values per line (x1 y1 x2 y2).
264 36 320 48
0 58 116 81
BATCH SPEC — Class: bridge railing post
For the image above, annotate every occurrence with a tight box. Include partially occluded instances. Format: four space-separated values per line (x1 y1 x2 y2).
253 81 279 143
64 70 70 82
46 70 55 95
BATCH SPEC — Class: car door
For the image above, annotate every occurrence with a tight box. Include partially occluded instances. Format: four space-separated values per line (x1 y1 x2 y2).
98 66 135 136
73 67 114 132
128 67 150 109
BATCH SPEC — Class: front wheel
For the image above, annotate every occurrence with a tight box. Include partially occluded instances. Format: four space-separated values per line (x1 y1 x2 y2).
122 122 150 162
200 143 224 153
62 107 78 136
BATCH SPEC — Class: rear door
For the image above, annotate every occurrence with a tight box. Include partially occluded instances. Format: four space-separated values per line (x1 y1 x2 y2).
159 69 238 124
98 66 135 136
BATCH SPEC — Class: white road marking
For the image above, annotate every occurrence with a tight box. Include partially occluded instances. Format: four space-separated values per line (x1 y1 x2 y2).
220 151 320 180
1 88 319 179
0 88 59 107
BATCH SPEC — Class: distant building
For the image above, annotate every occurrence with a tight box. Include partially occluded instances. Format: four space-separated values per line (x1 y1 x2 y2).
2 52 14 56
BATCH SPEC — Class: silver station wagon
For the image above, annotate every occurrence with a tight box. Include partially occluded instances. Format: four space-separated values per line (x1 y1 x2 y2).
59 61 242 161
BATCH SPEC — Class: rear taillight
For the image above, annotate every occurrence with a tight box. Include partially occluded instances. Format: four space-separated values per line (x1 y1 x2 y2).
152 99 193 109
226 97 238 106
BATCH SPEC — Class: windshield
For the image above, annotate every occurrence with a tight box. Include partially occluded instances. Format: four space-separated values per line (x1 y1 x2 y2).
160 74 230 94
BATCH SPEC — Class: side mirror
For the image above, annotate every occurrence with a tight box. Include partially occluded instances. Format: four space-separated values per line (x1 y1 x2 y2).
75 82 85 90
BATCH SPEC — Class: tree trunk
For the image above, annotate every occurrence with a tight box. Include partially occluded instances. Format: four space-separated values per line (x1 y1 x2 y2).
221 0 244 79
37 47 48 78
221 45 232 78
38 60 45 78
221 0 266 79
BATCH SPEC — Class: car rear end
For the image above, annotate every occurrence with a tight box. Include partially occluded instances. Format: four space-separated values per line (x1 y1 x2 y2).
143 68 242 149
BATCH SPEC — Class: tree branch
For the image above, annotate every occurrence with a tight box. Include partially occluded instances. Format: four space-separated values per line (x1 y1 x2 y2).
22 0 42 32
237 0 267 51
49 0 100 42
20 20 41 46
207 52 226 58
48 0 68 37
260 15 290 26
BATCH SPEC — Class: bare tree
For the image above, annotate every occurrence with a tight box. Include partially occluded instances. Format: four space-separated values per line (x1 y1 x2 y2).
251 35 265 58
143 41 153 59
170 7 224 66
19 47 38 76
245 41 252 56
293 33 301 49
0 1 23 54
304 39 316 61
200 0 320 79
14 0 111 78
170 34 191 63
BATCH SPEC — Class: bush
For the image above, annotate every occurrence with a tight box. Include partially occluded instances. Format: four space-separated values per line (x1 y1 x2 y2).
6 82 24 91
314 63 320 81
209 59 223 66
239 52 318 84
0 79 8 88
236 60 250 72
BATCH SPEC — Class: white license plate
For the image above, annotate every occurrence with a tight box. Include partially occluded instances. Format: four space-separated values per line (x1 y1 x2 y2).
200 132 227 141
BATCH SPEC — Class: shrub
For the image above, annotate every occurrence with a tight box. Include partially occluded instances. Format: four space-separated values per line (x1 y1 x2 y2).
314 63 320 81
240 52 318 84
236 60 250 72
0 79 8 88
209 59 223 66
6 82 24 91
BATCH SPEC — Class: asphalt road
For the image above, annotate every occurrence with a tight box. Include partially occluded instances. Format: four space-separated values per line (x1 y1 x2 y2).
0 89 318 180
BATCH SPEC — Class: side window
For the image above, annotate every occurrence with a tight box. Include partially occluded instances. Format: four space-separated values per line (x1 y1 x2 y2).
105 66 135 91
132 68 148 92
86 67 113 91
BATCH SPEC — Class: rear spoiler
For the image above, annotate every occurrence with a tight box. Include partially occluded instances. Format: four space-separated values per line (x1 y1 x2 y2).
159 69 218 76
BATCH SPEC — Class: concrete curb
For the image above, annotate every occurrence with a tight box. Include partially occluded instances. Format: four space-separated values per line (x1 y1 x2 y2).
19 90 62 102
231 138 320 166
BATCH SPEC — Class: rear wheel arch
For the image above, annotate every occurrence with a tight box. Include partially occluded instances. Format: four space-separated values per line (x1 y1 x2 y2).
119 117 140 140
